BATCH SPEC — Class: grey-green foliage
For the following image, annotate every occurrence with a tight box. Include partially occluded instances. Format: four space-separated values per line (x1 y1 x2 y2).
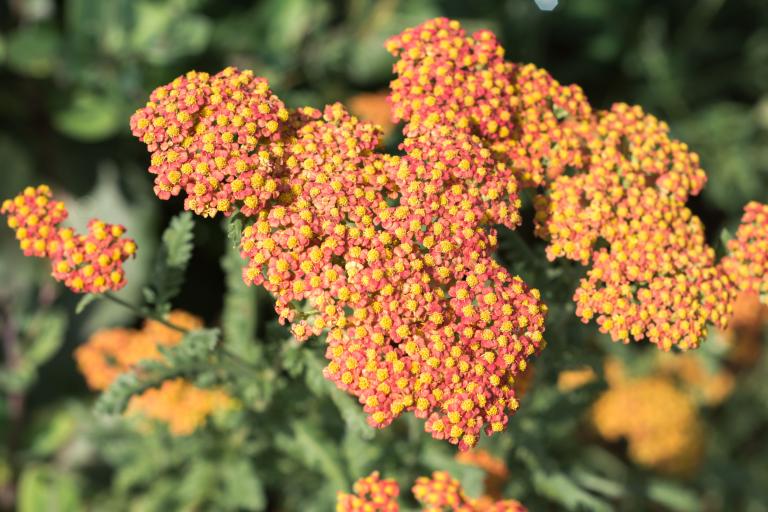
95 328 218 415
144 212 195 315
0 310 67 394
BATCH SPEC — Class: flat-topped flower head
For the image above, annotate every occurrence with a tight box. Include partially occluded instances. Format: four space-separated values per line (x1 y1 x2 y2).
413 471 526 512
722 202 768 297
130 67 289 218
385 17 592 188
532 102 735 350
126 378 235 436
2 185 137 294
322 258 545 450
52 220 136 293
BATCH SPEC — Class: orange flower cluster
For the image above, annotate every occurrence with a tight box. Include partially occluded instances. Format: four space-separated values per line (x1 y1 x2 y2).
1 185 136 293
556 366 597 392
75 311 234 435
534 103 736 351
386 18 592 190
387 18 764 352
413 471 526 512
126 378 234 436
591 361 704 476
723 202 768 296
337 471 526 512
131 37 546 449
129 17 763 447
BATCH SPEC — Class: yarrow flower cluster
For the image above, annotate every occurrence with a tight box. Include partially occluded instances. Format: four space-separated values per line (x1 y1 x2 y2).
1 185 136 293
129 17 767 448
336 471 400 512
534 103 737 351
131 39 547 449
336 471 526 512
75 311 235 435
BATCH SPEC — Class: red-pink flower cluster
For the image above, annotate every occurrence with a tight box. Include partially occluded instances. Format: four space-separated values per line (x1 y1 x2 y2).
533 103 734 350
722 202 768 296
337 471 527 512
129 67 289 218
130 16 765 446
386 17 592 190
132 61 545 449
1 185 136 293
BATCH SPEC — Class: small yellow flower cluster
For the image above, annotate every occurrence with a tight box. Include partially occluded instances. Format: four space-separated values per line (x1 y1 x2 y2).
1 185 136 293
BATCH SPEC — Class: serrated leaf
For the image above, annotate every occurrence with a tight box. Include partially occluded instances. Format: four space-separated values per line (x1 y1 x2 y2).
159 328 220 366
146 212 195 313
278 420 349 492
163 211 195 267
96 327 219 415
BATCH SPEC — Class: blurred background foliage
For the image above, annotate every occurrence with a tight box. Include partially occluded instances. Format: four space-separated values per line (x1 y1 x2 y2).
0 0 767 510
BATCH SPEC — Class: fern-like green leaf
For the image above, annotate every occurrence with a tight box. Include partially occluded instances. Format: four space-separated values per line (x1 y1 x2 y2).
145 212 195 314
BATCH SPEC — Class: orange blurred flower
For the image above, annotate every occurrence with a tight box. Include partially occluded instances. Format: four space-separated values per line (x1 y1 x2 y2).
348 91 395 139
592 370 704 476
75 311 233 435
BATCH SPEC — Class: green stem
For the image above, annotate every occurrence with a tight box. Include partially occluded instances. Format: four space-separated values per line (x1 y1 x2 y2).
102 292 188 334
101 293 264 376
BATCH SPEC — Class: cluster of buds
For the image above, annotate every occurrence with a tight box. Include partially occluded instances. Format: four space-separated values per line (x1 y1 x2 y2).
337 471 526 512
1 185 136 293
131 57 546 449
76 311 235 435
